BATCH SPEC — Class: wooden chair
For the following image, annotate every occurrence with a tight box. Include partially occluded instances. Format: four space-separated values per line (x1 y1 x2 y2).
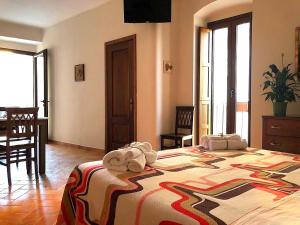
0 109 6 137
160 106 194 150
0 108 39 186
0 127 5 137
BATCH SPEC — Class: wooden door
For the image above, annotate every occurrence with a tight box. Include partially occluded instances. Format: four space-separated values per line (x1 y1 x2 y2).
199 28 212 138
34 49 48 118
105 35 136 152
208 13 252 141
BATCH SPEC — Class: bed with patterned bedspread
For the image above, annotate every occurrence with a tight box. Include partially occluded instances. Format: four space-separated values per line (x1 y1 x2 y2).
56 147 300 225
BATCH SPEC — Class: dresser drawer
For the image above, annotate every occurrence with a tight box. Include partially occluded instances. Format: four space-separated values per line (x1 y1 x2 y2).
265 118 300 137
263 135 300 154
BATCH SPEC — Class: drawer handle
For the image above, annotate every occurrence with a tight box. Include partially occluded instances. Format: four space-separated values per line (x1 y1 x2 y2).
270 142 281 146
271 125 281 129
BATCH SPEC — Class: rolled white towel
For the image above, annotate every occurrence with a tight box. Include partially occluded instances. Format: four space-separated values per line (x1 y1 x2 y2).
227 139 248 150
127 153 146 173
208 139 228 150
103 142 157 172
201 134 242 149
200 135 223 149
124 147 143 161
224 134 241 141
103 148 128 167
130 142 157 164
103 147 144 172
143 151 157 164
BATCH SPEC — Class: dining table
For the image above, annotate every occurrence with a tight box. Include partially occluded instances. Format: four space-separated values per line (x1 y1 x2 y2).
0 110 48 175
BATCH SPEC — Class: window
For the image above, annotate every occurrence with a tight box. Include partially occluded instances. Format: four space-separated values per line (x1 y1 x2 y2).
0 50 34 107
0 48 48 118
196 13 252 144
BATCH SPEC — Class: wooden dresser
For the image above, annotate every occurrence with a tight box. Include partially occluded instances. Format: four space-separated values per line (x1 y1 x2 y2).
262 116 300 154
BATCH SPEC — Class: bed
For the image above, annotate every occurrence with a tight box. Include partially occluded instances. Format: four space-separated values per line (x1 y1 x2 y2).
56 147 300 225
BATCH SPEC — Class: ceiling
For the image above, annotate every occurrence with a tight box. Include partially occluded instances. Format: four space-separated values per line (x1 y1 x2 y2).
0 0 111 28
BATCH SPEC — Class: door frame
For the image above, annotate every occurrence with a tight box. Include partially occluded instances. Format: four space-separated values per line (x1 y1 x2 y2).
0 47 35 56
195 12 252 144
105 34 137 152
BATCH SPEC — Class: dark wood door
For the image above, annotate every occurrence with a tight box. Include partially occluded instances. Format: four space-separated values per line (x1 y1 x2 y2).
207 13 252 141
34 49 48 118
105 35 136 152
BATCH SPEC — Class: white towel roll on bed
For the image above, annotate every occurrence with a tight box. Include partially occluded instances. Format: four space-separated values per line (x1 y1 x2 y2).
208 140 228 150
201 134 247 150
127 153 147 172
227 139 248 150
103 148 127 166
130 142 157 164
103 142 158 172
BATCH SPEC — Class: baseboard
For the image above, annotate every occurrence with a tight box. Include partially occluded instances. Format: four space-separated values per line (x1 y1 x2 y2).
48 140 105 152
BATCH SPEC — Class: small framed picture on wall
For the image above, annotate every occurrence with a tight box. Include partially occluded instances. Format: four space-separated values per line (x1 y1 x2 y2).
75 64 85 81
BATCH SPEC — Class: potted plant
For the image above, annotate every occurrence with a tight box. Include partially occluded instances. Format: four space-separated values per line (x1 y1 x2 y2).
262 57 300 117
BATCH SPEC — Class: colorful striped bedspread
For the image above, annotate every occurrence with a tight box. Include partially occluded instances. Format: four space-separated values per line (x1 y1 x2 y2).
56 147 300 225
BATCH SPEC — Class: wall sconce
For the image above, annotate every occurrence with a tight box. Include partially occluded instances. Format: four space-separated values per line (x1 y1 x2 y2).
163 60 173 73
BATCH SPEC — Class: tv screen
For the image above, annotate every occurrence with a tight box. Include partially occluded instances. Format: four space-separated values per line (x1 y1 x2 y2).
124 0 171 23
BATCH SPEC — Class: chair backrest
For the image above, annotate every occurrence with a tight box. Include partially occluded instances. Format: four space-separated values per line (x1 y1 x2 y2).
175 106 194 135
5 107 39 140
0 109 6 136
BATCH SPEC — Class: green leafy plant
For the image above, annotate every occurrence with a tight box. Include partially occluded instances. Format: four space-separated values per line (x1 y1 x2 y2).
262 62 300 103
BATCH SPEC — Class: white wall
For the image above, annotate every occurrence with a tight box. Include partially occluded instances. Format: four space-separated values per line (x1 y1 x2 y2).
172 0 300 148
251 0 300 147
40 0 159 149
155 0 179 139
39 0 300 150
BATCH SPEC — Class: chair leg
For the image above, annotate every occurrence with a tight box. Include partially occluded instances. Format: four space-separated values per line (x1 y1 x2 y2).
6 155 12 186
16 150 19 167
181 139 185 148
34 147 39 180
6 164 11 186
26 148 32 175
176 139 181 148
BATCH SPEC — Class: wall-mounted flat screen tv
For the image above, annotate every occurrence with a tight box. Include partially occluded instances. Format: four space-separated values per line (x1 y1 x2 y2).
124 0 171 23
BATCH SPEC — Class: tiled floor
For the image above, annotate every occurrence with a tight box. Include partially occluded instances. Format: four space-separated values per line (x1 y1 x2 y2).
0 143 104 225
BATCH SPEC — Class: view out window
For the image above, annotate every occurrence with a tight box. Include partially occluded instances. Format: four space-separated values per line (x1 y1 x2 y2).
212 28 228 135
0 50 34 107
235 23 250 141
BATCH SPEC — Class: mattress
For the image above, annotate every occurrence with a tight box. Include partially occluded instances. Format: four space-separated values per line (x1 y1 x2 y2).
56 147 300 225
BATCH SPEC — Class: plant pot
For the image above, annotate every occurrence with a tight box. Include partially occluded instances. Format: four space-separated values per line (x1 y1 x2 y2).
273 102 288 117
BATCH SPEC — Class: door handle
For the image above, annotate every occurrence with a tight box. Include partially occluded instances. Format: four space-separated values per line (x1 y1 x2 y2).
270 125 281 129
230 89 235 98
270 142 281 146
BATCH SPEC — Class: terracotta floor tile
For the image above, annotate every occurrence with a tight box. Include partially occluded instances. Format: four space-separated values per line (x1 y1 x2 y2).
0 199 17 206
0 143 104 225
0 193 8 198
0 186 25 195
1 189 29 201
